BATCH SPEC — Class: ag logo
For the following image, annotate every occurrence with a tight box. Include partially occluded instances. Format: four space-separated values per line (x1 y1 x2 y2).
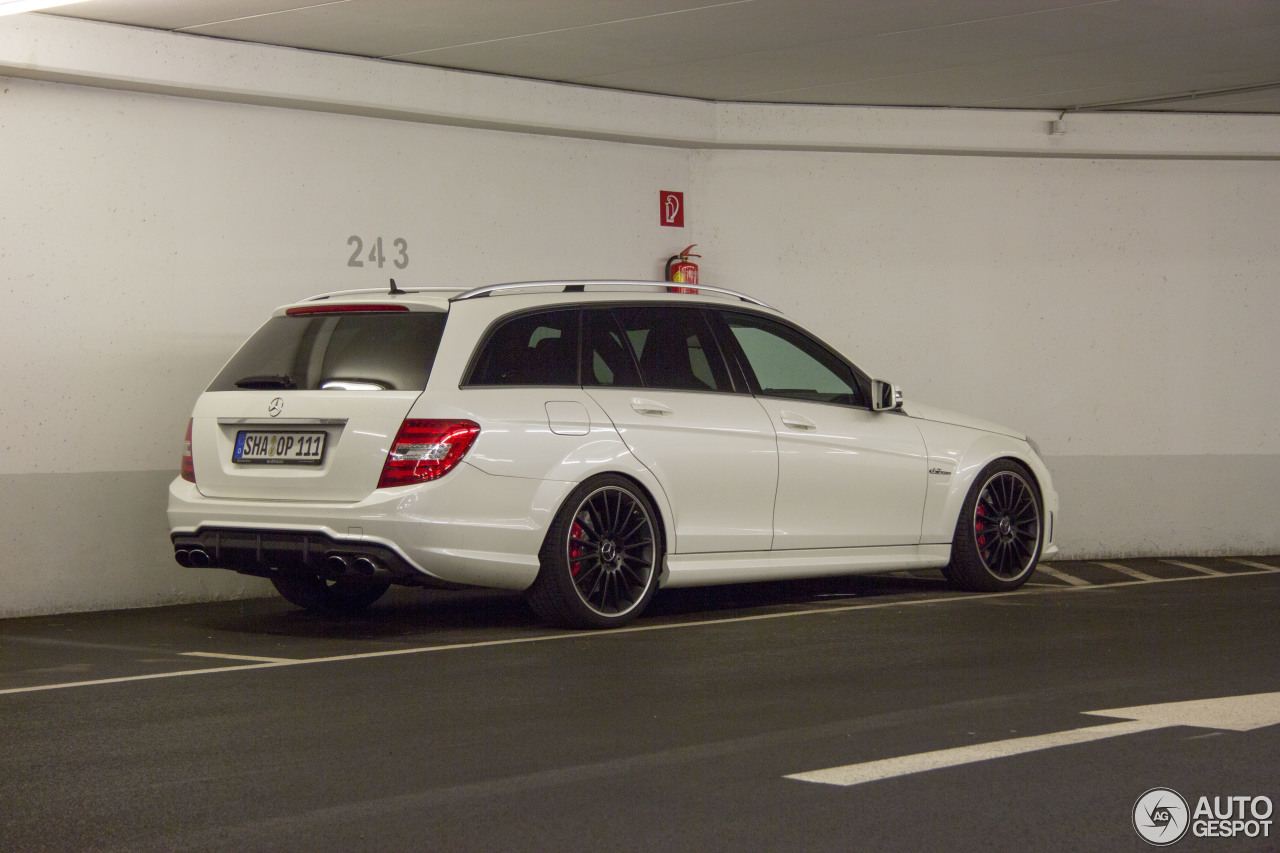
1134 787 1190 846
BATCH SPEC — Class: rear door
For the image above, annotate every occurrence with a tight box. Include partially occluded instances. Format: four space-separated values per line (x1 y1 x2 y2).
713 310 928 550
191 306 445 501
584 305 777 554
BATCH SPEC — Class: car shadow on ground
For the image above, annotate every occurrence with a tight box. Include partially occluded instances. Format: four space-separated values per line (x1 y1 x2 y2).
646 572 954 619
192 571 957 643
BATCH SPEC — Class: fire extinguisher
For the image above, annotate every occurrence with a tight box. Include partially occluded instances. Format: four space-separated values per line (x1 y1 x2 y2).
665 245 700 294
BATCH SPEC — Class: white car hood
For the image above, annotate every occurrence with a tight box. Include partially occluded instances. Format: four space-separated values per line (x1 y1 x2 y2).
901 401 1026 441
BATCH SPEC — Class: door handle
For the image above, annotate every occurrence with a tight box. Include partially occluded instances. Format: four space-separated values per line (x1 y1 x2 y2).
780 411 817 431
630 398 673 416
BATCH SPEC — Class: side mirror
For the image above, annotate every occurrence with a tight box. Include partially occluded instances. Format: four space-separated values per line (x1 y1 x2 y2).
871 379 903 412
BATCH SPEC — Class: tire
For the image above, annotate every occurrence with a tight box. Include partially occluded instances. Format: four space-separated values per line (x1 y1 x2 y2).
526 474 663 629
946 459 1043 592
271 574 391 614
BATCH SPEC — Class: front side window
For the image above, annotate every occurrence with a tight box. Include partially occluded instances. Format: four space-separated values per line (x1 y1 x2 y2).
467 309 580 386
719 312 863 406
609 306 732 393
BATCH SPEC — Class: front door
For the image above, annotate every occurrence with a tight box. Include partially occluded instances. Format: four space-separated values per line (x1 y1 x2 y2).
714 310 928 550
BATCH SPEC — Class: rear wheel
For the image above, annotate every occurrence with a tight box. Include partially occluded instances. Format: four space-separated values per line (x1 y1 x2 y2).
946 460 1043 592
271 574 390 614
526 475 663 629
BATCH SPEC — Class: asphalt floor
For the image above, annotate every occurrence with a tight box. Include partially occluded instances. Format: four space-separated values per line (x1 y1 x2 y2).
2 556 1278 851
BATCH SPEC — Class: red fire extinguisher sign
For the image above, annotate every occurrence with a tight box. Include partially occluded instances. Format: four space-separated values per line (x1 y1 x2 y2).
660 191 684 227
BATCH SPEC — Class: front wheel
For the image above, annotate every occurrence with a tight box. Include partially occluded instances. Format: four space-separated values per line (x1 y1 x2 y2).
526 475 663 629
271 574 391 614
946 460 1043 592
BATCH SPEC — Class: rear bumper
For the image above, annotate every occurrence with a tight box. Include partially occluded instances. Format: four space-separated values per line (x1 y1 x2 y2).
171 527 449 587
167 462 574 590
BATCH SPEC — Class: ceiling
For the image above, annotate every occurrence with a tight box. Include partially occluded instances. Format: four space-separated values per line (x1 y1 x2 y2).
46 0 1280 113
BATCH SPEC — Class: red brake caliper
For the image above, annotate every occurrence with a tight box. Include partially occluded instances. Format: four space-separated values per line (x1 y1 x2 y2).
570 521 585 576
975 504 987 547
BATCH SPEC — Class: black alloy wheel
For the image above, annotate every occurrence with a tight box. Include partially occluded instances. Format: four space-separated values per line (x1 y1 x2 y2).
527 475 662 629
946 459 1043 592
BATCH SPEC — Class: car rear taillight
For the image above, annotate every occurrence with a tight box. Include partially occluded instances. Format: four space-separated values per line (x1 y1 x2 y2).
180 419 196 483
378 420 480 488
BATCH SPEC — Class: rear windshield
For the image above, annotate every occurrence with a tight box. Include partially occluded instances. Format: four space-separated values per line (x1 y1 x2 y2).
208 311 447 392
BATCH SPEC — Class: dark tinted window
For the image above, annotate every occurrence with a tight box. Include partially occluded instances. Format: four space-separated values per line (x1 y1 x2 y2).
582 309 641 388
719 312 863 406
610 306 731 392
467 310 580 386
208 311 446 392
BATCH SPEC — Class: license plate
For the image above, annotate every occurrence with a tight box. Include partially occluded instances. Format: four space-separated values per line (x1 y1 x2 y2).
233 431 326 465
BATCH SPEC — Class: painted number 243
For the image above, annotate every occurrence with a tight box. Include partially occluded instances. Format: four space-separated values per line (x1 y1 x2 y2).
348 236 409 269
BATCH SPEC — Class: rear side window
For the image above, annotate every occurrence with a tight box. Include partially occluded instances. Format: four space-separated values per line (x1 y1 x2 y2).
208 311 446 392
609 306 731 393
582 308 641 388
467 310 580 386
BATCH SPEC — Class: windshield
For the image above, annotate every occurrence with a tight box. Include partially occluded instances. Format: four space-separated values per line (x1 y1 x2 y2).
208 311 447 392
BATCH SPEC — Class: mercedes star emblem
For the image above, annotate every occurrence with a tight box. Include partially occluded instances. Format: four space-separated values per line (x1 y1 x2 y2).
268 397 284 417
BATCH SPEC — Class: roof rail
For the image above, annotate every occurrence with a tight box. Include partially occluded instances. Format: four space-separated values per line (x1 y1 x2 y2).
303 287 466 302
450 280 775 310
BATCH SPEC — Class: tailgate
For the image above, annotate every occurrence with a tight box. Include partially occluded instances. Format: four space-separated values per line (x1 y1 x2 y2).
190 390 420 501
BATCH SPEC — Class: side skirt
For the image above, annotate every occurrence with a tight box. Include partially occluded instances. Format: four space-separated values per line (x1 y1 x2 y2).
661 544 952 588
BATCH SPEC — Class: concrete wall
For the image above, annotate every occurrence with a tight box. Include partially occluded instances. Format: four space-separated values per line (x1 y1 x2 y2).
697 151 1280 558
2 15 1277 615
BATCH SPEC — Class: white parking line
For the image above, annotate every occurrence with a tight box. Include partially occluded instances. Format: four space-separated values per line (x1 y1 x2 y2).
1161 560 1222 576
787 691 1280 787
788 720 1154 787
2 566 1275 698
181 652 299 664
1094 561 1158 582
1230 558 1278 572
0 662 288 695
1033 564 1091 587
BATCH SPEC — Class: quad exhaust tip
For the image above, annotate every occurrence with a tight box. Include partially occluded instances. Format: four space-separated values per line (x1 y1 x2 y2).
326 554 380 577
175 548 212 568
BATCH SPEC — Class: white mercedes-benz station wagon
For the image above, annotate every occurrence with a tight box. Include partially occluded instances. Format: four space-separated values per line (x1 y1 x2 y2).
169 281 1058 628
